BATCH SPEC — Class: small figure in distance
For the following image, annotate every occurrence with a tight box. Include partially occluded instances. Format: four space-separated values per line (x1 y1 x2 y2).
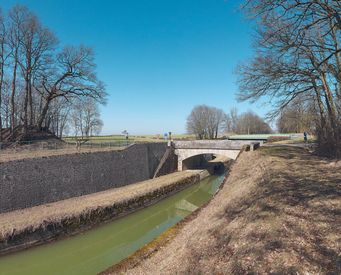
303 131 308 143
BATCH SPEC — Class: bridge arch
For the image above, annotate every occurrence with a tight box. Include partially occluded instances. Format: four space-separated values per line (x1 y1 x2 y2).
175 148 240 171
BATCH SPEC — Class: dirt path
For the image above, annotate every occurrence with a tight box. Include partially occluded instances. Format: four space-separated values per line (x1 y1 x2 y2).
115 146 340 274
0 146 126 163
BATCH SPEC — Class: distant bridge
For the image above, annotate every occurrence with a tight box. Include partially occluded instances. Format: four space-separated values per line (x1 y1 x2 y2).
173 140 259 171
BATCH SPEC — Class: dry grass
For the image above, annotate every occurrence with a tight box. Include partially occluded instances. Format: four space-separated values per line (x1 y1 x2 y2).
0 146 125 163
119 146 341 274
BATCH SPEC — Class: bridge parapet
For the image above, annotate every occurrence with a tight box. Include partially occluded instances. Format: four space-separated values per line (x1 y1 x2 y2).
173 140 246 150
173 140 260 171
173 140 258 150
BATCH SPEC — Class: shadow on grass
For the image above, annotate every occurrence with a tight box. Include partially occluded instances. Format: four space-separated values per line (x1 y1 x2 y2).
187 146 341 274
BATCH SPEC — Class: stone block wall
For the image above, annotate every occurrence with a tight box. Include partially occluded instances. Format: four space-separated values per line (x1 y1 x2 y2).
0 143 176 213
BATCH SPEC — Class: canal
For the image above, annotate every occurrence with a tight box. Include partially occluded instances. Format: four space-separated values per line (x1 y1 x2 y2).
0 174 224 275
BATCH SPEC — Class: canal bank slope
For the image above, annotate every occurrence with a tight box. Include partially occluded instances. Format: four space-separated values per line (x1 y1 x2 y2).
114 146 341 274
0 170 209 254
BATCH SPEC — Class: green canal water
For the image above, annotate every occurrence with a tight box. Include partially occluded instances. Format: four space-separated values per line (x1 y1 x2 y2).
0 175 224 275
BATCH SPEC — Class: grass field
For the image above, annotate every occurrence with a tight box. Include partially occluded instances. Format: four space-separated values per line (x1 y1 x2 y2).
227 133 302 140
63 134 195 143
63 133 315 144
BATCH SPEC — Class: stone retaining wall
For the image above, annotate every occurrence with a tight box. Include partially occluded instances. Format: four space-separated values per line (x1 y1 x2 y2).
0 143 176 213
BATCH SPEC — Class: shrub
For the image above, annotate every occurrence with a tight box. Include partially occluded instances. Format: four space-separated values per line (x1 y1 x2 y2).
267 136 291 143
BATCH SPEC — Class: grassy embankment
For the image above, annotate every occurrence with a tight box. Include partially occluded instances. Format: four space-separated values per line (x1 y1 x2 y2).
107 145 340 274
0 170 206 255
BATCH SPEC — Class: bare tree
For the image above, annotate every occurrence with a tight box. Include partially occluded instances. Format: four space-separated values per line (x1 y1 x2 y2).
16 8 57 130
1 79 12 129
0 5 106 142
225 108 240 134
7 6 24 133
243 1 341 40
238 111 272 134
187 105 209 139
44 97 71 138
187 105 226 139
70 98 103 139
0 9 6 140
238 0 341 156
37 45 106 129
277 96 317 133
225 109 272 135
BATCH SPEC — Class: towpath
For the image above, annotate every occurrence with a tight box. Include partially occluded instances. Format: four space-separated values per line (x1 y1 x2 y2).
0 169 208 253
0 146 125 163
111 145 341 274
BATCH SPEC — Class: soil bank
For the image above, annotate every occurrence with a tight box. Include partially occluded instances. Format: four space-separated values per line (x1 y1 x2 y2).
110 145 341 274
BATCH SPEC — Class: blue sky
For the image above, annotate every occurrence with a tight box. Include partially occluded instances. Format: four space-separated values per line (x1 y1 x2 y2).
1 0 268 135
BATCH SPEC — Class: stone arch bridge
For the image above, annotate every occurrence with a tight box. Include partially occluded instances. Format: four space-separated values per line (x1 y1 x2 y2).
173 140 259 171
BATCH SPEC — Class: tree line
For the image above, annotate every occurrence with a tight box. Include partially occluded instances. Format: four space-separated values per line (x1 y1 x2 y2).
225 108 272 135
237 0 341 156
186 105 272 139
0 5 106 141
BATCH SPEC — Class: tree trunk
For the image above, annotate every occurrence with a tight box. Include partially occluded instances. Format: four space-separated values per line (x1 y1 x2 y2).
37 97 51 129
312 79 327 130
23 77 29 135
0 64 3 142
11 54 18 134
330 23 341 101
28 80 33 126
320 73 338 131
